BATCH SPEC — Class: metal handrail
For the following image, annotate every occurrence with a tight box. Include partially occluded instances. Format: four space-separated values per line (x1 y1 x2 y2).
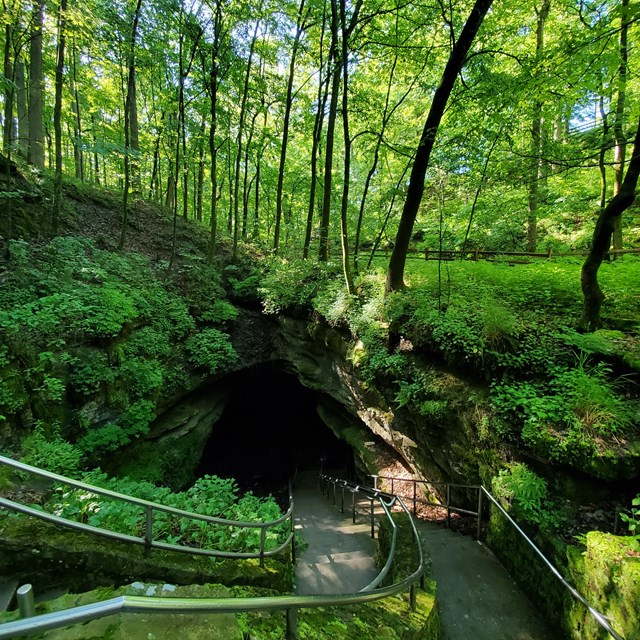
0 472 426 639
372 473 625 640
0 455 293 561
319 475 421 593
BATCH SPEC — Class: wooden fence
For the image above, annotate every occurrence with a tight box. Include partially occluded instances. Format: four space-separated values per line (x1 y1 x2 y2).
370 247 640 262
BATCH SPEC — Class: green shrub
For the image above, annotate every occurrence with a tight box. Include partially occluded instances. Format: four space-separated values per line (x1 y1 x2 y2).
493 463 561 531
186 328 237 375
48 471 288 553
21 426 82 476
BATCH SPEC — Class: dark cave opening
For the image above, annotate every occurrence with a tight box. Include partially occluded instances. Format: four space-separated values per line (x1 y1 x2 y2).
195 363 356 495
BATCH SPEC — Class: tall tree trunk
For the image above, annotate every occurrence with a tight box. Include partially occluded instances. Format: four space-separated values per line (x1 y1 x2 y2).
303 0 328 259
15 57 28 158
119 0 143 251
579 115 640 331
274 0 306 255
52 0 68 234
253 107 268 240
243 105 259 240
207 1 223 262
3 23 14 153
526 0 551 253
318 0 341 262
233 17 261 258
70 43 84 180
196 113 206 223
338 0 356 294
28 0 44 168
612 0 629 253
386 0 494 292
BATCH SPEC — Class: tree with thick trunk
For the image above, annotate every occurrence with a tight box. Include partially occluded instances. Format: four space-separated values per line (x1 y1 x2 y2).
386 0 494 292
579 115 640 332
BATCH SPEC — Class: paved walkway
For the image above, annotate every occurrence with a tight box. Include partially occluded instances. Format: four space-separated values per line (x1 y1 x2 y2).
293 472 377 595
293 473 557 639
418 522 558 640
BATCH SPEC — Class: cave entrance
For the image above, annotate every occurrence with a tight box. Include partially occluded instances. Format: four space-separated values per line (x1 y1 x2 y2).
196 363 355 495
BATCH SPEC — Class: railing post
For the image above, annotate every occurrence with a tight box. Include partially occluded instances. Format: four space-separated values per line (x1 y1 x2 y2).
476 489 483 540
286 607 298 640
17 584 35 619
391 478 394 495
352 490 356 524
446 485 451 528
144 506 153 551
332 482 336 506
371 475 378 490
291 516 296 564
370 498 375 538
410 583 417 611
413 482 417 516
341 486 345 514
259 527 267 567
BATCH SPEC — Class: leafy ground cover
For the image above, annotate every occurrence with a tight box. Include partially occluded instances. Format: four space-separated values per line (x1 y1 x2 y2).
258 255 640 482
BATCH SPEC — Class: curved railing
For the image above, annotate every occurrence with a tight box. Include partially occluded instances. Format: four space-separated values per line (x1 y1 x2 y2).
0 454 294 562
0 466 426 640
371 473 626 640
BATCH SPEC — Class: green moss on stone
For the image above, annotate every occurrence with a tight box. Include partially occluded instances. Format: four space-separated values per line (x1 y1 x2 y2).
566 532 640 640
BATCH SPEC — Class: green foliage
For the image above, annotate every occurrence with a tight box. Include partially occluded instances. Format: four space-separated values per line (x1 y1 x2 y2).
77 399 156 454
259 259 339 315
48 471 288 553
21 426 83 477
186 328 238 375
619 496 640 536
493 463 560 531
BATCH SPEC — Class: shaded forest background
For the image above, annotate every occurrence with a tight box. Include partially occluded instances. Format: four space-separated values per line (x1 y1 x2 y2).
2 0 639 273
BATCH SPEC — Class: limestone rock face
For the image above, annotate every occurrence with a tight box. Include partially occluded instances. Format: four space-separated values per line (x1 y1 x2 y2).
275 316 486 487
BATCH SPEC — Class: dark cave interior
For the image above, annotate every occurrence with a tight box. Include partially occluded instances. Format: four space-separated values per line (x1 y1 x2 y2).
196 363 356 495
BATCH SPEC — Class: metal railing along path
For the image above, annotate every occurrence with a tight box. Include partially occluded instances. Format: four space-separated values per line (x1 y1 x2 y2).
0 454 294 563
0 465 426 639
372 473 626 640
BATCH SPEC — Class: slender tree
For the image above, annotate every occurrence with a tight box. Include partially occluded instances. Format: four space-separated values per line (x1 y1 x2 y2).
28 0 45 168
580 114 640 331
386 0 494 292
52 0 69 233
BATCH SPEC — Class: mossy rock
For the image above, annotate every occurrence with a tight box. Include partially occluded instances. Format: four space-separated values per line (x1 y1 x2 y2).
0 516 292 595
232 586 440 640
0 582 243 640
565 532 640 640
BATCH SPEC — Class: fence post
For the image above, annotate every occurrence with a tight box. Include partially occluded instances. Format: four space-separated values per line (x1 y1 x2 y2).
286 608 298 640
144 506 153 552
370 498 375 538
476 489 483 540
413 482 417 516
17 584 35 619
291 516 296 564
259 527 266 568
371 475 378 491
410 583 417 611
446 485 451 528
352 491 356 524
332 482 336 506
341 486 345 513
